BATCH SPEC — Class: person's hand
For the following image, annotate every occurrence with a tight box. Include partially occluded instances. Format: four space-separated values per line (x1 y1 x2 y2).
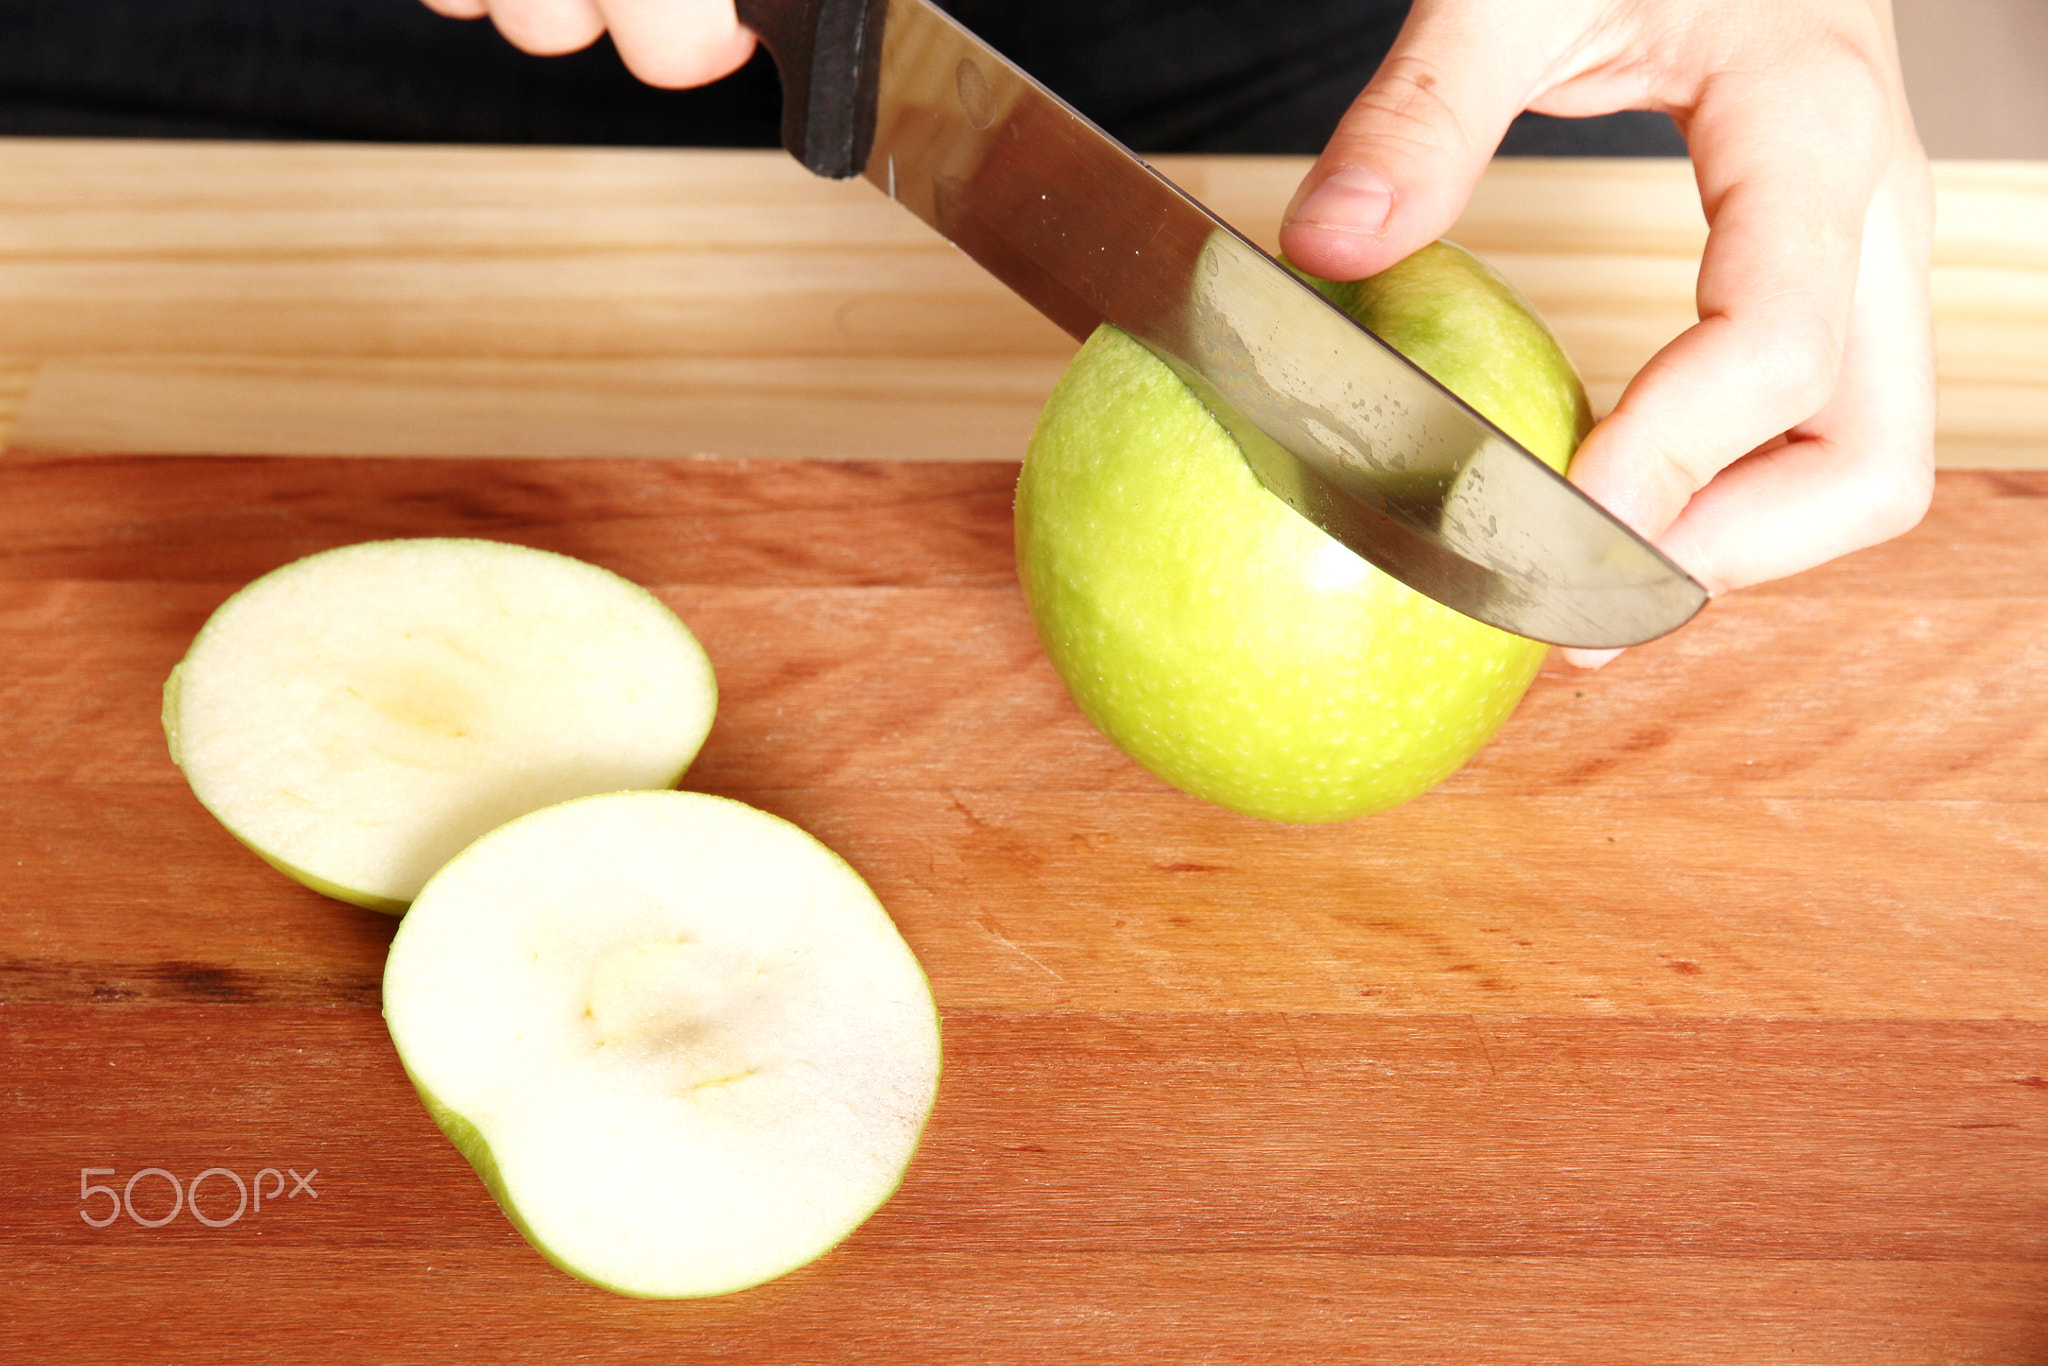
1277 0 1936 667
419 0 754 88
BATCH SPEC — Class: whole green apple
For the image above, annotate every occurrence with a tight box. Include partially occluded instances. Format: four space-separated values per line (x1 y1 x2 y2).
1014 240 1592 822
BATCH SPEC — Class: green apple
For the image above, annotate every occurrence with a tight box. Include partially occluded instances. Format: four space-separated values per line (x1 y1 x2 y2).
382 789 942 1298
162 538 717 912
1014 240 1591 821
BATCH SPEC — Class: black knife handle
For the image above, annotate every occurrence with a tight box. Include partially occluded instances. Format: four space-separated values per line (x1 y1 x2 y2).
735 0 886 179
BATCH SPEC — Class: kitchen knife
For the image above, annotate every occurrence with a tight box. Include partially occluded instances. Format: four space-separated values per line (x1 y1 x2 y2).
733 0 1709 648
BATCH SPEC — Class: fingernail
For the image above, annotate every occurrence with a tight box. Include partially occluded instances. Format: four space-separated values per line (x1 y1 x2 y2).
1288 167 1393 235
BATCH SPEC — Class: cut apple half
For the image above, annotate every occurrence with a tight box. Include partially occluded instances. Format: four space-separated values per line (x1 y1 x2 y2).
382 789 942 1298
163 538 716 912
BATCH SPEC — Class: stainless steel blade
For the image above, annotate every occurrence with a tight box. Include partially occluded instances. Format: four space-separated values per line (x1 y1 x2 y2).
859 0 1707 648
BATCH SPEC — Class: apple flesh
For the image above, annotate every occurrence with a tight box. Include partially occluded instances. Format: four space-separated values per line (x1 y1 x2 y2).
1015 241 1591 821
162 538 717 911
381 789 942 1298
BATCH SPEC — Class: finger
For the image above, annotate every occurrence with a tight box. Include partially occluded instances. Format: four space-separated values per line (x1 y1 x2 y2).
1648 157 1936 593
1559 140 1934 671
479 0 607 56
1278 0 1571 280
1563 53 1892 559
600 0 755 88
418 0 491 18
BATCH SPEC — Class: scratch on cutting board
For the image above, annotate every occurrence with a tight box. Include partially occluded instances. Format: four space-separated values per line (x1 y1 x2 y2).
980 913 1067 983
1468 1015 1500 1080
947 790 991 831
1278 1012 1311 1083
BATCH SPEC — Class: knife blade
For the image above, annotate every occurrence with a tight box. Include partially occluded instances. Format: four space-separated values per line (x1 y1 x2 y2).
735 0 1708 648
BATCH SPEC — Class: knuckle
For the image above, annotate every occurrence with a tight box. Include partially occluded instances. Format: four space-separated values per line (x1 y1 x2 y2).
613 23 748 89
494 15 602 57
618 48 702 88
1647 440 1718 511
1855 446 1936 543
1743 309 1846 420
1809 50 1891 160
1346 53 1477 156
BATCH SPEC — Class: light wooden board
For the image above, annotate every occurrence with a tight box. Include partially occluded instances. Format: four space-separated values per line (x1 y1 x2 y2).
0 142 2042 465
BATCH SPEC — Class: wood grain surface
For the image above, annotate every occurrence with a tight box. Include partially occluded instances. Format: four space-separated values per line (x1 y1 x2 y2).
3 452 2045 1363
0 142 2043 466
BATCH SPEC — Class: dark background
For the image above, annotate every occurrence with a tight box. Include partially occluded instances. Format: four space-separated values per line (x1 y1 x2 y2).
0 0 1684 155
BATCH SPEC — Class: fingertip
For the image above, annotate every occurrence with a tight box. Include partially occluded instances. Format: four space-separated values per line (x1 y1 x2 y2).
1278 168 1406 279
1559 646 1625 671
1278 224 1396 282
589 0 753 88
615 25 756 88
1564 369 1744 567
487 0 606 56
1277 164 1457 282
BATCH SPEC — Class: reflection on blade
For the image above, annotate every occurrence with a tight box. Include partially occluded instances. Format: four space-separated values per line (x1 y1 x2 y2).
861 0 1708 647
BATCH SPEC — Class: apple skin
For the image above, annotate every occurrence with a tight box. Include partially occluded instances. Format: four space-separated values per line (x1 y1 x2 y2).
394 1034 940 1300
1014 241 1591 822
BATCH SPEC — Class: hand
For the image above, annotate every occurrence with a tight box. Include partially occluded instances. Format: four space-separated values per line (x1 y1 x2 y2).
1276 0 1937 667
418 0 755 88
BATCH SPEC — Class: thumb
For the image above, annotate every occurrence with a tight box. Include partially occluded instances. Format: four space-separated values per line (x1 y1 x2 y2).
1279 0 1544 280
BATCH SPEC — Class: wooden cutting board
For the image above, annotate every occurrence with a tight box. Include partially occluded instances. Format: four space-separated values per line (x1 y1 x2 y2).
2 143 2047 1364
5 454 2047 1364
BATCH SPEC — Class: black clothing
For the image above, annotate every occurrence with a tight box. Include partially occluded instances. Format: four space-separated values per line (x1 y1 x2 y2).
0 0 1684 155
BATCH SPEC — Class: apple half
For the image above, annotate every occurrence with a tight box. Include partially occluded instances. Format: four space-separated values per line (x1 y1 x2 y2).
162 538 717 911
382 789 942 1298
1015 241 1592 822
